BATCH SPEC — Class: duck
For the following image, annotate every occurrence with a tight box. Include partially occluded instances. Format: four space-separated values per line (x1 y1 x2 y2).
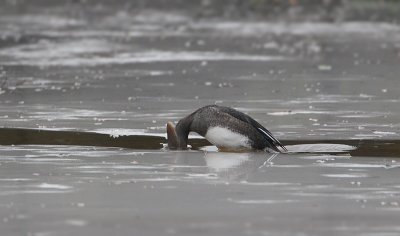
167 105 287 153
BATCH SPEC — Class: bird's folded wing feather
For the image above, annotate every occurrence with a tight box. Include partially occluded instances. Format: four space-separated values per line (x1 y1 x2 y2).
217 106 287 151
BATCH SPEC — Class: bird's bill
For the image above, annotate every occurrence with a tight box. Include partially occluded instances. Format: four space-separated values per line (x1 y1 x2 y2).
166 122 179 149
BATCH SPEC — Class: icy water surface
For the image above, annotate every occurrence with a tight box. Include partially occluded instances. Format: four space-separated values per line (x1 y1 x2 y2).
1 4 400 139
1 1 400 236
1 145 400 236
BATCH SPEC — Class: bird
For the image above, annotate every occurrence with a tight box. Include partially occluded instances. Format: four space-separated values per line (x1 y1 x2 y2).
167 105 286 153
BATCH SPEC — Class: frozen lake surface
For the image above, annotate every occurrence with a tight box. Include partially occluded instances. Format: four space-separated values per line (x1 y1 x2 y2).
1 145 400 236
0 1 400 235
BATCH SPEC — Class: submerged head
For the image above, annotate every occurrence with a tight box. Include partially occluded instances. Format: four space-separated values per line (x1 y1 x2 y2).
166 121 188 149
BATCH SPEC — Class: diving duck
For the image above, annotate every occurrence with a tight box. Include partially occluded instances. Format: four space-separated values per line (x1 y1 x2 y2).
167 105 286 152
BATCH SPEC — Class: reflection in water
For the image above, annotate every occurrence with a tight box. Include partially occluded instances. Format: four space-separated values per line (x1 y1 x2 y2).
153 148 277 182
204 151 278 181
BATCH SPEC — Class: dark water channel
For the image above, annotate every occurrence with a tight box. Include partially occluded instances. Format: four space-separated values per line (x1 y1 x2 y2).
1 1 400 236
1 128 400 157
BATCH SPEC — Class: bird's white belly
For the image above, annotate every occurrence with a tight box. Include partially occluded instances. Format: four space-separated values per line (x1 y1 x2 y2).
204 126 251 148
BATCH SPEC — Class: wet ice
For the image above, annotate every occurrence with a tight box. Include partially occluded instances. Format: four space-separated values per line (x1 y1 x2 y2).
1 2 400 236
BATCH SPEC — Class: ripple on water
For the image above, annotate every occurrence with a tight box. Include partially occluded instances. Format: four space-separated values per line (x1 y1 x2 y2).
319 163 400 169
189 21 400 37
64 219 88 227
321 173 370 178
0 41 291 66
286 144 356 153
227 198 299 204
37 183 73 190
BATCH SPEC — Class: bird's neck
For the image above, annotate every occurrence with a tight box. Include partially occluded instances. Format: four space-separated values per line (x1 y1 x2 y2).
175 115 193 147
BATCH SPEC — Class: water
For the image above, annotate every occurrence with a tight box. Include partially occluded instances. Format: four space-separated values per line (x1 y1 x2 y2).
1 146 400 236
1 1 400 235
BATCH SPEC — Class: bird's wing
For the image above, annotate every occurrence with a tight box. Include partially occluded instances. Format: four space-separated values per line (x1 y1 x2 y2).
216 106 287 152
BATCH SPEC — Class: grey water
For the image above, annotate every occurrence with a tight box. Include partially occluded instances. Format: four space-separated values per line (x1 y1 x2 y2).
1 1 400 235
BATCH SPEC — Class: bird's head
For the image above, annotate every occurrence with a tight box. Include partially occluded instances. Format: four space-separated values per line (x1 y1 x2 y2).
166 121 188 149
